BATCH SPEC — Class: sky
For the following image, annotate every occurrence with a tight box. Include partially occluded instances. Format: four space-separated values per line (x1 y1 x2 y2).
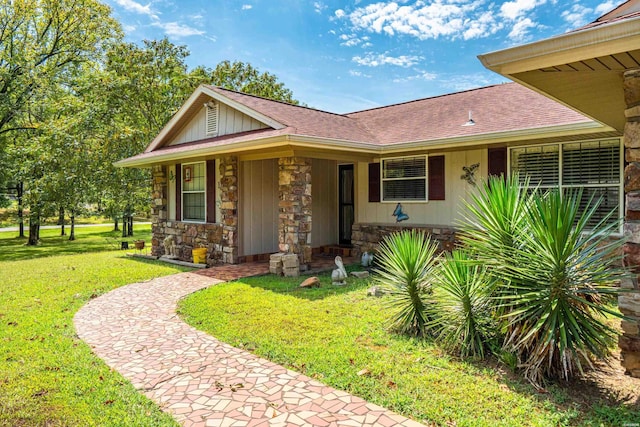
104 0 623 113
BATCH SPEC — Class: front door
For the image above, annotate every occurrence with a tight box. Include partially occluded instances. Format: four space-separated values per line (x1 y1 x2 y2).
338 164 354 245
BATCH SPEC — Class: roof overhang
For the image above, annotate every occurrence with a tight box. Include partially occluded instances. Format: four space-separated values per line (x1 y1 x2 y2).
115 120 612 168
478 15 640 131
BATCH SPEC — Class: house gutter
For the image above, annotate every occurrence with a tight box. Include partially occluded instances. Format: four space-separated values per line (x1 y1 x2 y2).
478 16 640 74
115 121 612 168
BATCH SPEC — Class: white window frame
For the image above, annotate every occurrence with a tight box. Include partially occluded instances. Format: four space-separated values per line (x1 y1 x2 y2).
181 161 207 223
380 155 428 203
508 138 623 233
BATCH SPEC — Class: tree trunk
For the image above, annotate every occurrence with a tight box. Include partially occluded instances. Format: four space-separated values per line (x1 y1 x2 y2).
27 213 40 246
122 214 128 238
68 212 75 241
17 182 24 238
128 215 134 236
58 206 66 236
113 217 119 232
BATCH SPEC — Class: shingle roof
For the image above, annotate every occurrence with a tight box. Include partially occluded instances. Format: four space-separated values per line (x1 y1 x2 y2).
204 83 590 147
346 83 590 145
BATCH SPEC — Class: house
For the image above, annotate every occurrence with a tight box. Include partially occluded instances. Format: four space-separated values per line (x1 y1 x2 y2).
116 83 620 267
478 0 640 378
117 0 639 377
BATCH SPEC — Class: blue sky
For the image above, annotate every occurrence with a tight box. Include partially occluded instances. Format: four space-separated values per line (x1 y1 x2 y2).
105 0 622 113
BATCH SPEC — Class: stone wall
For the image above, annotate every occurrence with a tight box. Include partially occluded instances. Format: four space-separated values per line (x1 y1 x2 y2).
351 223 457 256
150 163 229 266
278 157 312 266
219 156 239 264
621 70 640 377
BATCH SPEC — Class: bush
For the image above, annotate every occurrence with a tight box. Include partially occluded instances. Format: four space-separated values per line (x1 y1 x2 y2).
499 189 626 386
430 249 498 358
374 229 439 336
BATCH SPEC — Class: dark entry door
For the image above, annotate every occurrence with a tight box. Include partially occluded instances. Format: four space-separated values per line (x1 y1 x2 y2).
339 164 354 245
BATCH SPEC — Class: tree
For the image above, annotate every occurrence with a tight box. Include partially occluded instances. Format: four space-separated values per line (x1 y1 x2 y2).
190 60 299 104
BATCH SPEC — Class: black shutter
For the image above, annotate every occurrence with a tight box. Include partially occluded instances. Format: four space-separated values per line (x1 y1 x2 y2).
206 160 216 223
368 163 380 202
175 163 181 221
428 156 445 200
488 147 507 178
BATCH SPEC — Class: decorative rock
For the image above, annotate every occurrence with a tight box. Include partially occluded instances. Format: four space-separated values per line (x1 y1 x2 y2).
351 271 370 279
282 254 299 269
367 286 384 297
283 267 300 277
299 276 320 288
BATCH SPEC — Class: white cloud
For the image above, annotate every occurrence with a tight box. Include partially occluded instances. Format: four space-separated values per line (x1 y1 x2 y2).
241 4 253 10
392 70 437 83
595 0 617 15
352 53 422 67
507 17 537 41
339 34 372 47
151 21 205 37
113 0 158 19
349 70 372 78
336 1 503 41
500 0 546 20
122 24 137 32
440 73 505 92
314 1 327 14
561 4 593 29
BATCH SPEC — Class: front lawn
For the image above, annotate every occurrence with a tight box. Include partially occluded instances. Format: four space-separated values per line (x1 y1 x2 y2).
179 272 640 427
0 226 190 426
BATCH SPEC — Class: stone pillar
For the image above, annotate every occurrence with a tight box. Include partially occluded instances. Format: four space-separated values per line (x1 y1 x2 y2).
151 165 168 257
278 157 312 267
219 156 239 264
621 69 640 377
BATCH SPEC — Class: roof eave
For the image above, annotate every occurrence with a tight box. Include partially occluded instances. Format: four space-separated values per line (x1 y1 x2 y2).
478 16 640 75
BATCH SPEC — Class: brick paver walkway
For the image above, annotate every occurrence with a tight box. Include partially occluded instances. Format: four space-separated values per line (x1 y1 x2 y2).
74 268 426 427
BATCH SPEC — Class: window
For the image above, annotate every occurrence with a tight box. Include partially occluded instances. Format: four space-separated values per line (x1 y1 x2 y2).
182 162 206 222
382 156 427 201
510 139 621 228
206 102 218 136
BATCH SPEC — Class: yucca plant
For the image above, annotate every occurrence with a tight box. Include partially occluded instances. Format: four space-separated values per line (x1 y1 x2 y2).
374 229 439 336
430 249 498 358
459 173 532 269
501 189 626 387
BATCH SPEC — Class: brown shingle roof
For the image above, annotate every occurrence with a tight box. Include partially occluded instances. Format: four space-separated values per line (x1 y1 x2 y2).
205 86 376 143
346 83 590 144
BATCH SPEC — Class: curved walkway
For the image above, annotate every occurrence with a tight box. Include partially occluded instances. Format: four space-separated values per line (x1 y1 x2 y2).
74 271 426 427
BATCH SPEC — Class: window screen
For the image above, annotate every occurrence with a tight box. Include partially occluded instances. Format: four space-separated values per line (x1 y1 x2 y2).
382 156 427 201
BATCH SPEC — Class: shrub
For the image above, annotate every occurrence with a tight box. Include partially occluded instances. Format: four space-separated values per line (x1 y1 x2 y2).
500 189 626 386
374 229 439 336
430 249 498 358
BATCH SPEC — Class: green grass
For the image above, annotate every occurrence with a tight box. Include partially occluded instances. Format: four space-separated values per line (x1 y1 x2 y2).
179 273 639 427
0 226 190 426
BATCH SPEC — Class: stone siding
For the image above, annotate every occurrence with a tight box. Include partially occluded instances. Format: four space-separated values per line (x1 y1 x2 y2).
219 156 239 264
351 223 457 256
621 69 640 377
150 163 229 266
278 157 312 266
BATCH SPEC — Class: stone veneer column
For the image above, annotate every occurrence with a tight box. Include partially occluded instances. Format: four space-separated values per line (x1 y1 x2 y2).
621 70 640 378
219 156 239 264
278 157 312 267
151 165 168 257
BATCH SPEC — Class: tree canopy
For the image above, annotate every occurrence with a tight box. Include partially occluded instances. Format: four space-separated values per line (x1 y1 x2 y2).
0 2 300 243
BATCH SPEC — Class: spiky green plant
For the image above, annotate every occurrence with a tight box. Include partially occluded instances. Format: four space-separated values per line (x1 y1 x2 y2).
501 189 626 387
374 229 439 336
430 249 497 358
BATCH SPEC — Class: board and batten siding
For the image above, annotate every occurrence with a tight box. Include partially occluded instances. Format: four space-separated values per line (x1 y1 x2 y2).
311 159 338 247
239 159 279 256
169 104 268 146
355 149 486 227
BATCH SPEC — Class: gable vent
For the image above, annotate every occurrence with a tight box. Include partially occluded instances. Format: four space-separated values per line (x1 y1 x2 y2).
205 101 218 136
